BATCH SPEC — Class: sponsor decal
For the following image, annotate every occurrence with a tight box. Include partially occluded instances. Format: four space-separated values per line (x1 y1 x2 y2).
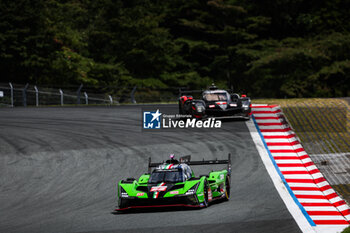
143 109 221 129
220 184 224 193
143 109 162 129
208 188 213 201
151 186 167 192
136 193 144 196
220 174 224 180
170 191 179 195
162 117 221 128
152 182 166 199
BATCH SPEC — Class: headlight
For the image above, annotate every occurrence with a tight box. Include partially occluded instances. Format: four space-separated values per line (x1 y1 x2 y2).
120 187 129 198
185 183 199 195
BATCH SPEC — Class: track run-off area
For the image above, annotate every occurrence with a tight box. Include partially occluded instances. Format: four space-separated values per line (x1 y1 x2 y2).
0 104 348 233
249 105 350 233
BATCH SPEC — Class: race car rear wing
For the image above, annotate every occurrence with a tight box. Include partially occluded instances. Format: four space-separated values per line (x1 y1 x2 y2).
179 88 241 99
148 154 232 175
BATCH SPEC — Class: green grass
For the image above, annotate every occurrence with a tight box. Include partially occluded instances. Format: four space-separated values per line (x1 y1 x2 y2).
342 225 350 233
253 98 350 153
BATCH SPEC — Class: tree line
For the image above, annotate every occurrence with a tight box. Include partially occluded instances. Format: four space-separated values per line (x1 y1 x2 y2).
1 0 349 97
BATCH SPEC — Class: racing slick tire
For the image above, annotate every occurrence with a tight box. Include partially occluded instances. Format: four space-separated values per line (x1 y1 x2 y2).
118 198 129 209
224 176 231 201
202 181 209 207
178 101 184 114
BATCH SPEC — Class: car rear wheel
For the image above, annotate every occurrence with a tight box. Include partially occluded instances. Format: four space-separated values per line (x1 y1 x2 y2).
179 101 184 114
202 182 209 207
224 176 230 201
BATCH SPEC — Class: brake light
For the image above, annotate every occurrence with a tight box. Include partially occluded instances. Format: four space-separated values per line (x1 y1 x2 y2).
241 94 246 97
209 105 215 108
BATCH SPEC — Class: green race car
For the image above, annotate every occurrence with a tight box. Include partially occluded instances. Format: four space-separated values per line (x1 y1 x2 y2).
115 154 231 211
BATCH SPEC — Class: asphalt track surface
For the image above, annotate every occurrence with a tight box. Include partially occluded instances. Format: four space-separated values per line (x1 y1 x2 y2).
0 105 302 233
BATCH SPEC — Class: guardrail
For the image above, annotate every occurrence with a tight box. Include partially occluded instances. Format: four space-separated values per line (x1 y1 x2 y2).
0 83 181 107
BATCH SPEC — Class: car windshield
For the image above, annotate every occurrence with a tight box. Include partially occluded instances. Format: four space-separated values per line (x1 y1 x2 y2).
149 170 184 184
204 93 227 101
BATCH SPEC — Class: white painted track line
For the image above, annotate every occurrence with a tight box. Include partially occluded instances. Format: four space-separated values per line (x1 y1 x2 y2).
246 119 316 233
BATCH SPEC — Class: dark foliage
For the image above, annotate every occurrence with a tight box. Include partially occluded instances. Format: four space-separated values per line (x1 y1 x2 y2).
1 0 349 97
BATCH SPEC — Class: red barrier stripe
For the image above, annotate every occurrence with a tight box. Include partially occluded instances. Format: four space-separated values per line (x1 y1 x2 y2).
295 195 328 199
304 162 316 167
307 211 343 216
286 179 314 183
341 209 350 215
281 171 309 175
319 185 332 192
282 171 310 175
290 177 327 184
252 105 270 108
309 169 321 174
263 134 296 139
298 155 310 160
314 177 327 183
291 187 321 191
260 128 292 132
277 162 315 167
266 141 300 146
274 156 300 160
252 110 281 114
334 200 347 207
313 220 349 225
252 105 279 108
274 155 309 160
270 148 305 153
280 169 321 176
326 193 339 200
257 122 284 126
254 116 280 120
281 169 324 177
278 164 304 167
286 178 328 186
301 203 333 207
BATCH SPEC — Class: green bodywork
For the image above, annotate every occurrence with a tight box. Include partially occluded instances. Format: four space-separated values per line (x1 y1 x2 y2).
117 169 229 208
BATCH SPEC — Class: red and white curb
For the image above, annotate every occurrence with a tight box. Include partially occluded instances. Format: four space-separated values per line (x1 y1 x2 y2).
247 104 350 233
